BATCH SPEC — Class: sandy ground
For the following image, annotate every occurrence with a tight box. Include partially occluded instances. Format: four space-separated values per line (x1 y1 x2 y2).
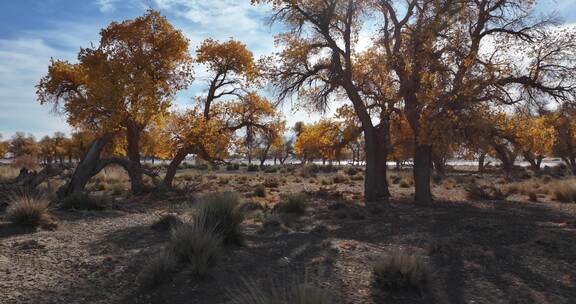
1 169 575 304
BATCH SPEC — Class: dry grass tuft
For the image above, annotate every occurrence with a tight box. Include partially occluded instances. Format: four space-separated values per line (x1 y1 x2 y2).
0 166 20 182
7 193 53 228
254 184 267 197
136 249 178 289
373 249 429 290
550 179 576 203
229 275 337 304
465 183 508 201
170 219 223 278
194 191 245 245
278 194 308 215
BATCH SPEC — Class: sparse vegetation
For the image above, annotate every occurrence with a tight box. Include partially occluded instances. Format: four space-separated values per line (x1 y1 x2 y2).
6 193 52 228
229 275 337 304
279 194 307 215
254 184 267 197
466 183 509 201
136 249 178 289
550 179 576 203
169 219 223 278
373 250 429 290
193 192 245 245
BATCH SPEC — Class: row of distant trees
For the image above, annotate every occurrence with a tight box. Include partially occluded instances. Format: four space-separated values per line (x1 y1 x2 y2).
23 1 576 204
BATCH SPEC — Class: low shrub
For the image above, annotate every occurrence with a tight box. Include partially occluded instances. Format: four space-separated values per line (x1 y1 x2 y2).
264 166 278 173
279 194 307 215
465 183 508 201
263 178 279 188
7 193 52 228
299 163 319 177
319 178 332 186
332 174 349 184
343 166 359 176
254 184 267 197
227 163 240 171
194 192 245 245
247 164 260 172
373 249 429 290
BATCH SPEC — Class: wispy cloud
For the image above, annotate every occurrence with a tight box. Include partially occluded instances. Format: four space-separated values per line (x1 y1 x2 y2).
96 0 117 13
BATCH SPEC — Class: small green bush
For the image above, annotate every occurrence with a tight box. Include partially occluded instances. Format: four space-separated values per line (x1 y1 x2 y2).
247 164 260 172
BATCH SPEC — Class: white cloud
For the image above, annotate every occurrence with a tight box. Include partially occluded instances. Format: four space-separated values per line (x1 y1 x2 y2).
0 38 72 138
96 0 117 13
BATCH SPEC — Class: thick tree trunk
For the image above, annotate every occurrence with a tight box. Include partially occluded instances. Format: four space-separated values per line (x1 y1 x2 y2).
57 134 113 199
363 126 391 204
126 124 145 194
163 148 189 188
414 144 433 204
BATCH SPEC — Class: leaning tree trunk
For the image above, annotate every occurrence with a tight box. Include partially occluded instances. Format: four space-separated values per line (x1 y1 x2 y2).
163 147 189 188
414 144 433 204
363 125 391 204
57 134 113 199
126 125 145 195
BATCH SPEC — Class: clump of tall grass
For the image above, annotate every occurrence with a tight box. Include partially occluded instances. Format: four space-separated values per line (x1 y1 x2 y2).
229 274 337 304
278 194 308 215
193 191 245 245
550 179 576 203
373 249 429 290
136 249 178 289
169 219 223 278
6 192 53 228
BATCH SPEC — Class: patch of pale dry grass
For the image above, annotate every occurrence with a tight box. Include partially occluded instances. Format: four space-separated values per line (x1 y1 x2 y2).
0 166 20 182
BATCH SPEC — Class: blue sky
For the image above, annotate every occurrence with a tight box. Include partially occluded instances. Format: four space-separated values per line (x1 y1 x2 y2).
0 0 575 139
